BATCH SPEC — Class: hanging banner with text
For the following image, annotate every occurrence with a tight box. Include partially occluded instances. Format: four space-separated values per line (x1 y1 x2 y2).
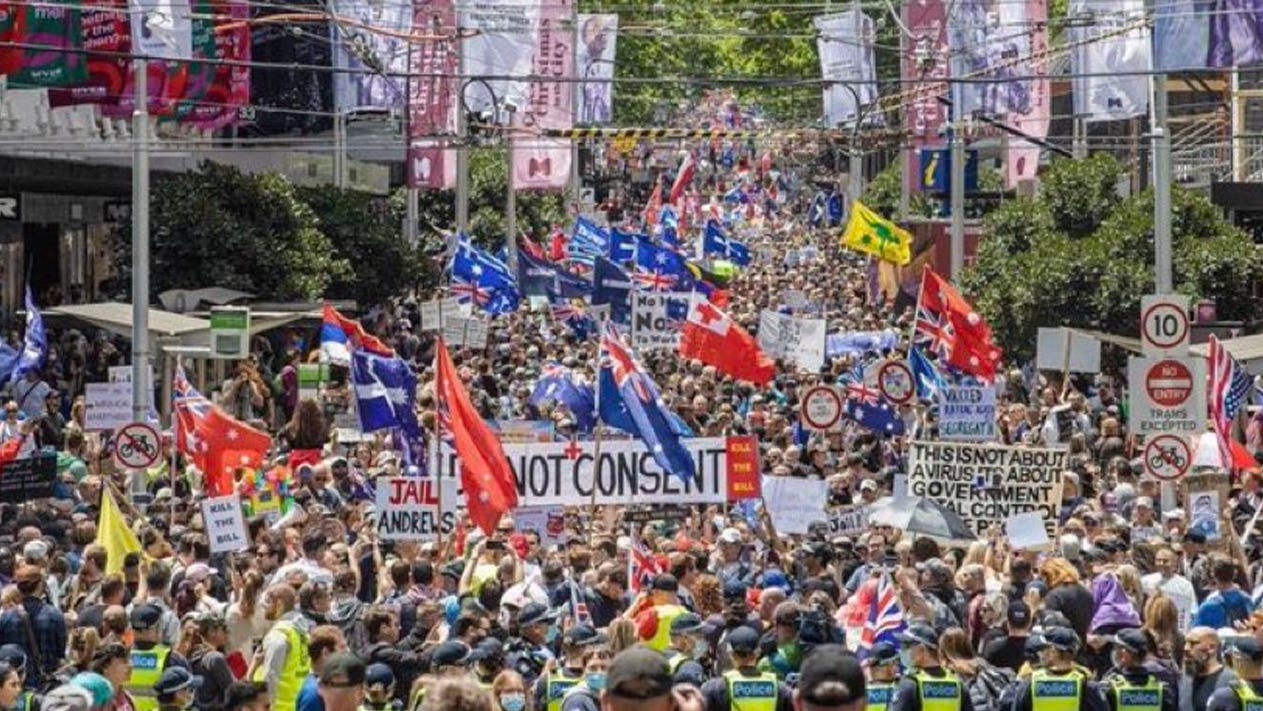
436 436 758 507
939 384 997 441
907 442 1066 536
375 477 460 541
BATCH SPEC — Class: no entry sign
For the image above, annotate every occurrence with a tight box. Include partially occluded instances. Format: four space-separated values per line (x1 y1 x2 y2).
1146 359 1193 407
1128 356 1206 438
800 385 843 432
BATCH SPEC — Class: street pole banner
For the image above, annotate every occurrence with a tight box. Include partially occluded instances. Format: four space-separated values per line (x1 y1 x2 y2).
408 0 459 189
576 14 617 125
460 0 540 116
908 441 1067 537
813 9 880 128
330 0 412 112
514 0 574 191
376 477 460 541
1069 0 1149 122
762 476 828 535
436 436 758 507
758 310 827 372
900 0 949 199
939 384 997 441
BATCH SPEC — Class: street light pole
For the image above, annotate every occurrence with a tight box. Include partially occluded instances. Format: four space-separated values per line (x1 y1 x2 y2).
455 46 469 236
131 57 150 501
1151 73 1173 294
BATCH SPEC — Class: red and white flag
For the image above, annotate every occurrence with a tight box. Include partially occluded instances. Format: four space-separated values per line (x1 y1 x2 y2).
914 268 1002 380
669 152 696 205
678 299 775 386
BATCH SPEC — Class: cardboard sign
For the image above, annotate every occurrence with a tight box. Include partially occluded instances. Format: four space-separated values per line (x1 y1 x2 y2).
758 310 826 372
631 292 695 351
939 385 997 441
1005 512 1051 551
823 504 873 537
907 442 1067 537
1036 328 1101 373
85 382 133 431
513 505 566 547
0 455 56 503
419 298 472 332
762 476 828 535
375 477 460 541
201 494 249 553
441 317 489 349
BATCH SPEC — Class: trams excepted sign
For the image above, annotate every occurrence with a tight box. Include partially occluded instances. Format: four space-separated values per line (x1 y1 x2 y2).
1128 357 1205 438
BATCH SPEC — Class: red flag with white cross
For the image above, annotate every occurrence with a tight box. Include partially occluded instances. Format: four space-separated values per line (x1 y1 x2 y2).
678 299 775 386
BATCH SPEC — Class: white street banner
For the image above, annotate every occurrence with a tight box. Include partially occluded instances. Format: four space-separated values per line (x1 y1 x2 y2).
436 436 757 507
576 14 617 124
201 494 249 553
908 442 1067 537
375 477 460 541
758 310 827 372
419 298 471 332
130 0 193 60
1070 0 1150 120
631 292 695 351
814 9 880 127
762 476 828 535
940 384 997 441
459 0 541 116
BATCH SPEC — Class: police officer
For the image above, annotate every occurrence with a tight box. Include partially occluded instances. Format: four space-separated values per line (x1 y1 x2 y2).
408 641 470 711
360 664 401 711
700 626 793 711
1207 637 1263 711
129 603 188 711
864 642 900 711
664 613 709 684
630 575 687 653
1009 627 1107 711
506 602 557 686
154 667 202 711
470 638 504 691
1101 628 1177 711
888 622 976 711
533 625 606 711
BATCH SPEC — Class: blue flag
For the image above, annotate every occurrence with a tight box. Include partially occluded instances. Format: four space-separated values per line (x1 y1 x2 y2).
598 323 696 483
550 296 596 341
530 364 595 432
351 350 423 450
633 237 691 292
450 238 522 315
702 221 751 266
592 257 633 325
909 347 946 400
11 287 45 384
843 383 906 436
608 228 639 264
571 217 609 263
518 250 592 299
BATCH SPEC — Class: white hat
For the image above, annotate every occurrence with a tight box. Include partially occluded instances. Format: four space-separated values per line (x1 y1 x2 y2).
860 479 878 492
1162 508 1186 520
719 527 742 544
1134 496 1154 509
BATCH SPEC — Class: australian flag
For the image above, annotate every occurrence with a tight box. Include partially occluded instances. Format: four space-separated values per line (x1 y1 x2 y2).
843 381 906 436
530 363 595 431
609 228 639 264
519 250 592 299
450 239 521 315
593 257 633 325
858 574 905 660
550 297 596 341
702 221 751 266
598 323 696 483
633 237 691 292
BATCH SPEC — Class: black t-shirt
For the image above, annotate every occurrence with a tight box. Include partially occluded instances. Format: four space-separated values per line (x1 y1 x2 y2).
1198 667 1239 711
981 634 1027 674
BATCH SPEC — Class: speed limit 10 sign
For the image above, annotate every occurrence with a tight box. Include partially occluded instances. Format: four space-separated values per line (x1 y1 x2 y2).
1140 294 1190 356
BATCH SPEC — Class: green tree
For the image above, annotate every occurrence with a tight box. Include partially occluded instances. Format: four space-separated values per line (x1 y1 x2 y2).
465 147 568 249
112 162 350 302
962 155 1263 361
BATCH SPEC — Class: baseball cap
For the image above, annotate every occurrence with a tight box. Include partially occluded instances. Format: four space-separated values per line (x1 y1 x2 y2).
364 663 394 690
517 602 557 626
1232 637 1263 661
723 579 748 601
1042 627 1080 652
726 626 761 654
1007 601 1031 628
797 645 865 708
670 613 705 635
859 479 878 492
896 623 939 649
319 653 367 687
865 641 899 667
719 527 742 544
564 624 607 647
130 603 164 632
154 667 203 696
1113 628 1151 655
651 574 678 593
605 648 672 700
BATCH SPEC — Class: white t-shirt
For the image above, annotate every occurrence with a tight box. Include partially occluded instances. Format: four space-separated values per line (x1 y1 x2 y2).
1142 572 1197 630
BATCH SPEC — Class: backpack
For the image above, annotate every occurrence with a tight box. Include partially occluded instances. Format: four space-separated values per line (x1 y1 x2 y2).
963 663 1015 711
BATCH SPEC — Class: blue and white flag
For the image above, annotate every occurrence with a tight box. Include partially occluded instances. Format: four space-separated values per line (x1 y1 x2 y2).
351 351 420 437
702 221 751 266
11 287 45 384
571 217 610 263
608 228 639 264
909 346 946 400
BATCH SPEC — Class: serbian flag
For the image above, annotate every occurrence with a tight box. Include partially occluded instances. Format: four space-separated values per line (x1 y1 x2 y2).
679 299 775 386
669 152 696 205
434 337 519 534
320 304 394 366
196 408 272 496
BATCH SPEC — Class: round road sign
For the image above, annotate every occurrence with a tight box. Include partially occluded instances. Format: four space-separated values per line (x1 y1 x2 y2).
877 360 915 405
1143 434 1192 481
801 385 843 431
1145 359 1194 407
1141 300 1190 352
114 422 161 470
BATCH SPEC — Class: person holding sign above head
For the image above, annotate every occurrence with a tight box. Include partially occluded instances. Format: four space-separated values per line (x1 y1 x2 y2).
1007 627 1107 711
887 623 974 711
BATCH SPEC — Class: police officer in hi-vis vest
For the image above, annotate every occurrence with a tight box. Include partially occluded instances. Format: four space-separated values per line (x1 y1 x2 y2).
888 623 976 711
129 603 189 711
532 625 607 711
1207 637 1263 711
863 642 901 711
1101 628 1177 711
700 626 793 711
1009 627 1107 711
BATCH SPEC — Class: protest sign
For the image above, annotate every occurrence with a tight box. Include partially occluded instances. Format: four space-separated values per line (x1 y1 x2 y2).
85 382 133 431
1005 512 1051 550
762 476 828 535
437 436 756 507
495 420 555 443
1036 328 1101 373
907 442 1066 537
939 384 997 441
333 412 367 443
758 310 827 372
624 504 694 524
442 316 489 349
1185 470 1230 543
822 504 872 537
201 495 249 553
513 506 566 547
419 298 471 331
631 292 694 351
0 455 55 503
375 477 460 541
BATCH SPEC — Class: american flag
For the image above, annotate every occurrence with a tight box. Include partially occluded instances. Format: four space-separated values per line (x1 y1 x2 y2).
1209 334 1253 468
857 573 905 659
628 534 664 593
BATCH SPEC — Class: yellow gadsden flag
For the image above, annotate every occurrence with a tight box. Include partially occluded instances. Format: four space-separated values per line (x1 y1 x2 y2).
97 487 142 575
841 200 912 266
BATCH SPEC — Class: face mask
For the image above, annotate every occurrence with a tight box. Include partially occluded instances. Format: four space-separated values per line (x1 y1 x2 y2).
586 673 606 692
500 695 526 711
899 649 915 670
545 625 560 645
692 640 710 660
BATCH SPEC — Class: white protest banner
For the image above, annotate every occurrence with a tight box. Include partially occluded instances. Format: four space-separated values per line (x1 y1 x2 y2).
442 317 489 349
375 477 460 541
762 476 828 535
823 504 872 537
907 442 1067 537
758 310 827 372
939 385 997 441
85 382 133 431
631 292 694 351
419 298 471 332
201 494 249 553
1005 511 1051 550
513 505 566 547
1036 328 1101 373
437 436 759 507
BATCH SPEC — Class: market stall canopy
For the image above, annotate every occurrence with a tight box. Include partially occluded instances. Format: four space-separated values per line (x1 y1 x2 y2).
43 302 210 346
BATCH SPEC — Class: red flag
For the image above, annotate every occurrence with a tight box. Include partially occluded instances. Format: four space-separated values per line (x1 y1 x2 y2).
642 182 663 228
669 152 696 205
679 300 775 386
915 268 1002 379
194 408 272 496
434 337 518 535
549 229 568 262
520 233 547 262
0 437 24 469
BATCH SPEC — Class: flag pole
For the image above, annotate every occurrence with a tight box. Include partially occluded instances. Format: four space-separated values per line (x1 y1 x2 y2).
589 328 604 535
433 336 445 554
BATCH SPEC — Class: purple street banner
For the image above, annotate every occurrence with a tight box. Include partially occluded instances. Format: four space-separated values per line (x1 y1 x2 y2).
407 0 458 190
